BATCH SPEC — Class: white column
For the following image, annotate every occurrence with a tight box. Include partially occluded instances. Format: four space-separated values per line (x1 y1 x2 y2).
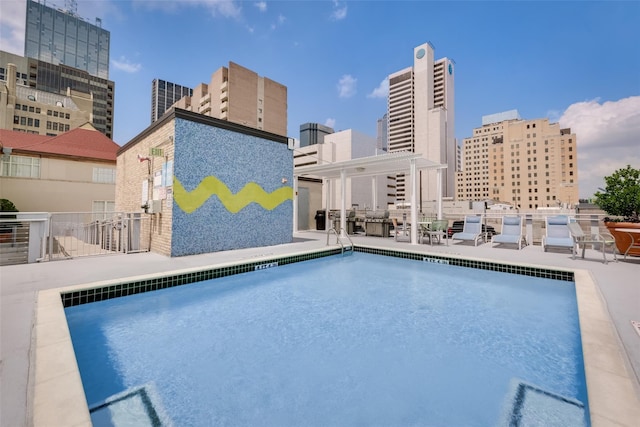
292 176 298 233
437 168 443 220
340 168 347 237
410 159 418 244
371 176 377 211
325 179 331 231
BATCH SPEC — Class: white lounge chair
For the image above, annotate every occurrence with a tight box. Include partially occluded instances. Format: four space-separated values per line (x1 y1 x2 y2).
542 215 575 256
451 215 483 246
567 222 617 264
492 216 526 249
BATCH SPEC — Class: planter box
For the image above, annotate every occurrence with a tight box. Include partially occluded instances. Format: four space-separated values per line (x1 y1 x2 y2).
605 222 640 257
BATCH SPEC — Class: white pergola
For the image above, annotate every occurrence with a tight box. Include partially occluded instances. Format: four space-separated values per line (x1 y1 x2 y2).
293 151 447 245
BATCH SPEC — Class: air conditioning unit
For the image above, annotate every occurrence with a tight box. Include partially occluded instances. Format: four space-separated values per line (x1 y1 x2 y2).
147 200 162 214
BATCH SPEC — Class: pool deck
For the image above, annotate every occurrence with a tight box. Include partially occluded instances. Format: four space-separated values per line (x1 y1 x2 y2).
1 230 639 427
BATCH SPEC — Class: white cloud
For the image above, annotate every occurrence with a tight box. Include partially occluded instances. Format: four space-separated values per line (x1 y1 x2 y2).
111 56 142 73
254 1 267 12
331 0 347 21
559 96 640 198
325 118 336 129
367 78 389 99
337 74 357 98
0 0 26 55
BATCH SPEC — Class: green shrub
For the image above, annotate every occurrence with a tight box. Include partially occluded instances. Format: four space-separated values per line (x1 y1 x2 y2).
594 165 640 222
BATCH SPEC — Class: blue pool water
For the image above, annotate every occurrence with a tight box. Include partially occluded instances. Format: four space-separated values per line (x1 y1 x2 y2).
66 252 589 426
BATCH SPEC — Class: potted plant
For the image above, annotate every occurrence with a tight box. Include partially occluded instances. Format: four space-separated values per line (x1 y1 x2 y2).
0 199 19 244
593 165 640 256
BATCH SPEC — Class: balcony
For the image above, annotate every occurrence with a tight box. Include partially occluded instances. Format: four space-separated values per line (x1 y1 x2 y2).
220 81 228 91
220 101 228 112
220 91 228 102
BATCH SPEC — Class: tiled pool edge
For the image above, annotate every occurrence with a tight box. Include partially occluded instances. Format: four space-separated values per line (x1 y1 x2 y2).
32 245 640 427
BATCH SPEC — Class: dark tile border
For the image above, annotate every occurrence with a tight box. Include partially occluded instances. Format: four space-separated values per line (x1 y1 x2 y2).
61 246 573 308
61 248 341 308
354 247 575 282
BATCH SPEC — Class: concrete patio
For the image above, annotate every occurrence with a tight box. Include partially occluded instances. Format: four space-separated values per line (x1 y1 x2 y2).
1 230 639 426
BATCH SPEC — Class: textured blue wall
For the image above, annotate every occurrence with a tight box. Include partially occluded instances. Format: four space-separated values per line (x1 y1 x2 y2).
171 118 293 256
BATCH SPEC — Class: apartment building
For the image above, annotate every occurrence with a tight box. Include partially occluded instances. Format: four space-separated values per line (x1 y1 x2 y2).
25 0 110 79
1 53 114 139
151 79 193 123
0 125 119 212
456 110 579 210
174 62 287 136
0 61 92 136
387 42 456 204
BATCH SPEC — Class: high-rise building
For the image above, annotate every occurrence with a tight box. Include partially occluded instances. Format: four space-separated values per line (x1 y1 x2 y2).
456 111 579 210
387 42 455 205
25 0 110 80
299 123 334 147
151 79 193 123
376 113 388 153
0 50 114 138
174 62 287 136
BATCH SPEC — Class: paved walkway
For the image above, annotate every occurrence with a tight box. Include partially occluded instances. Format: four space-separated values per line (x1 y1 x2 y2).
1 231 639 426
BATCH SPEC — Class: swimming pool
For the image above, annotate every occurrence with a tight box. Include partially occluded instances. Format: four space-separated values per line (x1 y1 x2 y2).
65 251 588 426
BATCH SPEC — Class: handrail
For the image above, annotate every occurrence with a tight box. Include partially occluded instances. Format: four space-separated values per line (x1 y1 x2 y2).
326 227 354 254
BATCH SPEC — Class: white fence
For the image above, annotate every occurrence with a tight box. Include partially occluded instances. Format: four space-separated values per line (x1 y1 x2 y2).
0 212 151 265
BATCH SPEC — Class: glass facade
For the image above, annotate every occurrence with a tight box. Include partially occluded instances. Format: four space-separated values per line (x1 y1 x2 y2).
25 0 110 80
151 79 193 123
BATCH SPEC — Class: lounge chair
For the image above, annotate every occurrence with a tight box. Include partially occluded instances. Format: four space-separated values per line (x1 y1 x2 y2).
421 219 449 246
567 222 617 264
492 216 526 249
542 215 575 256
451 215 483 246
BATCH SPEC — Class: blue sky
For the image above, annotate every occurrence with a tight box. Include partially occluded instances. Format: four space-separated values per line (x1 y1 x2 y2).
1 0 639 198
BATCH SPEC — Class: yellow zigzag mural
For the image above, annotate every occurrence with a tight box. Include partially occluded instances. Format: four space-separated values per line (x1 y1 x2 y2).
173 176 293 214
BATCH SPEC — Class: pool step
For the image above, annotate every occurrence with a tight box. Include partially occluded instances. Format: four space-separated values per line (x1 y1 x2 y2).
499 379 586 427
89 383 170 427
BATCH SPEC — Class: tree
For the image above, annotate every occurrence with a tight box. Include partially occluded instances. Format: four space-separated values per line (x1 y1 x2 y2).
594 165 640 222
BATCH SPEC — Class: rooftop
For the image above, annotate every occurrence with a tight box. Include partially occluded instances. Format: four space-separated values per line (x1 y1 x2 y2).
1 231 639 426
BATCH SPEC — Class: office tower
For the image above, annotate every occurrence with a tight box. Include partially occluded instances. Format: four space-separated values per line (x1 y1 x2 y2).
25 0 110 79
299 123 334 147
456 111 579 210
0 51 114 138
387 42 455 205
175 62 287 136
151 79 193 123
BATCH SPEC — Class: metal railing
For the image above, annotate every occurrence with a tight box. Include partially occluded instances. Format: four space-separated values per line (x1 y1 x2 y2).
47 212 151 261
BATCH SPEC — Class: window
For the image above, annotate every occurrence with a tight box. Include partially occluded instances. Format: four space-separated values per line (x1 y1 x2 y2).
0 155 41 178
92 200 115 220
93 167 116 184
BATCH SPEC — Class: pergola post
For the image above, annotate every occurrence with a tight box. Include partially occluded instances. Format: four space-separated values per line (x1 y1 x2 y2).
293 176 298 233
410 158 418 245
340 168 347 237
437 168 443 220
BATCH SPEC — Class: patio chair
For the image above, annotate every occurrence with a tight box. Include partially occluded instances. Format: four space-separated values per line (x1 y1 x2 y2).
567 222 617 264
391 217 410 242
492 216 526 249
542 215 575 256
422 219 449 246
451 215 483 246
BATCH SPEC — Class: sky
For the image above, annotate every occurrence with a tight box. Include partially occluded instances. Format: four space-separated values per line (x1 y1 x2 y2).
0 0 639 199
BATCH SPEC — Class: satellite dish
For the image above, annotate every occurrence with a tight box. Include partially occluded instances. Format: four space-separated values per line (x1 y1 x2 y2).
56 101 63 107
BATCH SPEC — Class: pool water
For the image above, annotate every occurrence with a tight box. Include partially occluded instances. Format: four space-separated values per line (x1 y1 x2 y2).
66 252 589 426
